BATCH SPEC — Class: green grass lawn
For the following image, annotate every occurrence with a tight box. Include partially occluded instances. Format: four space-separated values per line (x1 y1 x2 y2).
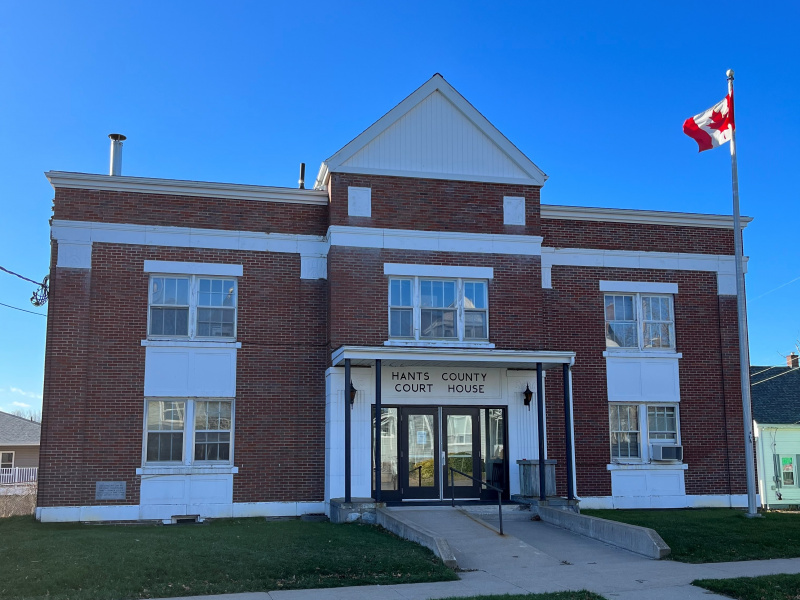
0 516 457 600
582 508 800 563
694 573 800 599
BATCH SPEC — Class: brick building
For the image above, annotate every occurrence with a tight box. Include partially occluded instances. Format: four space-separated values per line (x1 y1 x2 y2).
37 75 753 522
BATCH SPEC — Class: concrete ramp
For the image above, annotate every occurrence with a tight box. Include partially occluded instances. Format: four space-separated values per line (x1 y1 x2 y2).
379 506 560 572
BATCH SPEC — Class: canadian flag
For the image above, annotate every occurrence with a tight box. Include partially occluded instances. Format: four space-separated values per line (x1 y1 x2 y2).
683 94 735 152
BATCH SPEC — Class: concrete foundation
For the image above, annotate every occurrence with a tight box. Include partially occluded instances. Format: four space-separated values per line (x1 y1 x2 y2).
329 498 384 524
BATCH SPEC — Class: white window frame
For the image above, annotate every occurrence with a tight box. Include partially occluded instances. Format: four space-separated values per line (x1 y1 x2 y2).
777 455 798 488
0 451 14 469
143 398 235 467
388 276 489 342
147 274 238 341
609 402 681 464
604 293 675 351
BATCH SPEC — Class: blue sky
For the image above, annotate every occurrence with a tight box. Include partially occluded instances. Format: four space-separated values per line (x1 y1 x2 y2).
0 1 797 415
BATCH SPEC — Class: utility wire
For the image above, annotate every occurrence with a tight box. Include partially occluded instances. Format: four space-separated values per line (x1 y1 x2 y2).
0 266 43 286
0 265 49 306
0 301 46 317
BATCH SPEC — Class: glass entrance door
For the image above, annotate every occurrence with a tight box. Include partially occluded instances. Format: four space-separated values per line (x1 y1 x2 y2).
399 408 439 499
443 408 481 499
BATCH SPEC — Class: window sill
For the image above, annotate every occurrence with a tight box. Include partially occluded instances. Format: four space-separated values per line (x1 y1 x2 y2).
607 463 688 471
603 350 682 359
141 339 242 348
137 465 239 475
384 340 496 349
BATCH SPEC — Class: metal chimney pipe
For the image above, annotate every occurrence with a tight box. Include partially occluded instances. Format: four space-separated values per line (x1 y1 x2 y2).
298 163 305 189
108 134 126 176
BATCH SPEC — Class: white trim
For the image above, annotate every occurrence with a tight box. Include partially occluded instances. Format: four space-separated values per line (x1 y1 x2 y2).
141 340 242 348
37 505 141 523
51 220 327 279
329 166 541 186
36 501 325 522
384 340 496 349
384 263 494 279
144 261 243 277
331 345 575 368
232 501 325 518
318 74 547 188
540 204 752 229
136 466 239 475
330 225 543 256
600 281 678 294
45 171 328 205
606 463 688 471
603 350 682 359
541 247 746 296
578 494 757 510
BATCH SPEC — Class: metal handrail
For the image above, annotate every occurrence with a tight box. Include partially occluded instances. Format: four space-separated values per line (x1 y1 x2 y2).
448 466 504 535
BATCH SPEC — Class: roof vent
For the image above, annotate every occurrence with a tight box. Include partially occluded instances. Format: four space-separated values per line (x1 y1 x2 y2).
108 133 126 176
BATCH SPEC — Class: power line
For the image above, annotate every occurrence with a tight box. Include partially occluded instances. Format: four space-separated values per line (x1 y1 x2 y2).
0 265 49 307
0 265 43 286
0 302 47 317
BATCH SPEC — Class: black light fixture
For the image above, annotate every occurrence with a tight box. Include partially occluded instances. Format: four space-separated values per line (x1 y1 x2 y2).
350 382 358 408
523 383 533 409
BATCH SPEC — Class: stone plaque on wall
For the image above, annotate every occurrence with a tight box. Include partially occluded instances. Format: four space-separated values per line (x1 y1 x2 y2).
95 481 126 500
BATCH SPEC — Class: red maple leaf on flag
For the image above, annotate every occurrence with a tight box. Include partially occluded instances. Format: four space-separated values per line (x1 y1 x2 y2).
707 107 729 131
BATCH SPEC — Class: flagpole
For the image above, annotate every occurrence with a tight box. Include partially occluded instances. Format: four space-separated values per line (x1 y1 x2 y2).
727 69 758 517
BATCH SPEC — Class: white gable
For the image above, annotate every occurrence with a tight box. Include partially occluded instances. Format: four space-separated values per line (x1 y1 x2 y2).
316 75 546 188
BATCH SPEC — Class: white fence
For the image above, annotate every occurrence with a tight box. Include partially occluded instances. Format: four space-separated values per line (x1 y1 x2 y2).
0 467 38 485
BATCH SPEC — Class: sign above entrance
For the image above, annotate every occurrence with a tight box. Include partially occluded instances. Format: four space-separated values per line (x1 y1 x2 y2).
382 367 501 399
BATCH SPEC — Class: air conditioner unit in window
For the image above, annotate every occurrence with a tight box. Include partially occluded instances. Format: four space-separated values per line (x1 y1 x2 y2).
651 445 683 461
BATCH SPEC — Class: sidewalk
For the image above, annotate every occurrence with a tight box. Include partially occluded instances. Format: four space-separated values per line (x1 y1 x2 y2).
156 507 800 600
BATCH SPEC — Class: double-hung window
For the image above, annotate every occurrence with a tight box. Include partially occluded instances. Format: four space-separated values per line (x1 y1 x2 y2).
605 294 674 350
0 452 13 469
389 277 489 342
609 403 680 462
149 276 237 340
145 399 233 465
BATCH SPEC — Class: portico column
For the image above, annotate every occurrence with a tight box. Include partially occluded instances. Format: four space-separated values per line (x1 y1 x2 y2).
536 362 546 501
344 358 352 503
374 359 382 503
563 363 575 500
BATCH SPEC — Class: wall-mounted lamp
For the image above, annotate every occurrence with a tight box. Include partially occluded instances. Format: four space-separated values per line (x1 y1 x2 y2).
350 382 358 408
523 384 533 410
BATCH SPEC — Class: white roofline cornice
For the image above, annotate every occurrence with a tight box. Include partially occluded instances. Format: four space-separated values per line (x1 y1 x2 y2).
540 204 753 229
319 74 547 188
45 171 329 206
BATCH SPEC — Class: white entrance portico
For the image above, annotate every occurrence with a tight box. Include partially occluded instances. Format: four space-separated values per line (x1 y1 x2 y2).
324 346 576 509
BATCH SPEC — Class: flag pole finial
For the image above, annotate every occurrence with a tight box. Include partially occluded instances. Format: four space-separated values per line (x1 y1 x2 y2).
727 69 735 80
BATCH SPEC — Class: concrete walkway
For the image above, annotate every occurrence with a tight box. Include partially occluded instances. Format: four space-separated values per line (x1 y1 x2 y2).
157 507 800 600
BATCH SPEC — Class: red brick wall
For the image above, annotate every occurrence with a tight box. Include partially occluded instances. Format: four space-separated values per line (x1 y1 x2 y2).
329 173 542 235
53 188 328 237
543 266 743 497
541 218 735 255
39 242 326 507
38 241 94 508
328 247 543 353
